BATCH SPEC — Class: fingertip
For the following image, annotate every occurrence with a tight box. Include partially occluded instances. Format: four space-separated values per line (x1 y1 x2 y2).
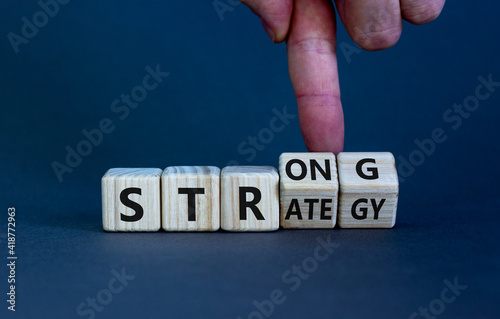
242 0 293 43
354 26 402 51
305 132 345 155
401 0 445 25
298 97 345 155
260 18 276 42
336 0 403 51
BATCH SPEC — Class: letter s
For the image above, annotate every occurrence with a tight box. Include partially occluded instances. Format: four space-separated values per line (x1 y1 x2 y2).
237 141 257 162
76 303 95 319
120 188 144 222
282 270 301 291
110 99 129 120
443 109 462 130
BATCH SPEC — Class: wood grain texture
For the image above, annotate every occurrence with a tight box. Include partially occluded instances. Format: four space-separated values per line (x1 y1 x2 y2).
102 168 162 232
279 152 339 229
337 152 398 228
221 166 279 232
162 166 220 231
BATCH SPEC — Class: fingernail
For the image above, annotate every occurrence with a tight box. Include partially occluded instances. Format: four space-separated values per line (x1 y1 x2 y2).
260 18 275 43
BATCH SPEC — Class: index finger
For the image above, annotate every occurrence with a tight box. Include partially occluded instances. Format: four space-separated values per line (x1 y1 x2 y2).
287 0 344 154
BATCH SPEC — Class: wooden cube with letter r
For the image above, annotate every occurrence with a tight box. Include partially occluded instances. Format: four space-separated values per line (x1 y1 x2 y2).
337 152 399 228
279 152 339 229
102 168 162 231
221 166 279 232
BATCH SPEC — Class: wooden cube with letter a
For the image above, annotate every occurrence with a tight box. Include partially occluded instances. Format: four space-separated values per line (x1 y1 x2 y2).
221 166 279 232
162 166 220 231
337 152 399 228
279 152 339 229
102 168 162 231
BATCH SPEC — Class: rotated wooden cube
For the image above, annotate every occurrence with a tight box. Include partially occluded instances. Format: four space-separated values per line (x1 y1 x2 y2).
162 166 220 231
279 152 339 229
337 152 399 228
102 168 162 231
221 166 279 232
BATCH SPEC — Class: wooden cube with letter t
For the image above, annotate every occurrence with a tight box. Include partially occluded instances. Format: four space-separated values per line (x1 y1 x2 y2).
162 166 220 231
221 166 279 231
337 153 399 228
102 168 162 231
279 152 339 229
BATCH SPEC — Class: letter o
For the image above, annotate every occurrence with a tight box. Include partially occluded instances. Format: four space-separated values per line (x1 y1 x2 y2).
302 257 318 273
33 12 49 27
97 289 113 305
76 140 93 156
258 128 274 144
131 86 147 102
429 299 445 315
409 149 425 166
463 96 479 112
285 159 307 181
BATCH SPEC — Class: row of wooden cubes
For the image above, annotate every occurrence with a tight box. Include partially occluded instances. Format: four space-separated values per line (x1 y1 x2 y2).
102 152 399 232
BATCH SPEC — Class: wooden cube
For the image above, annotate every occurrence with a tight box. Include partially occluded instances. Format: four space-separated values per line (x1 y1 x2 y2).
162 166 220 231
102 168 162 231
337 152 399 228
221 166 279 231
279 152 339 229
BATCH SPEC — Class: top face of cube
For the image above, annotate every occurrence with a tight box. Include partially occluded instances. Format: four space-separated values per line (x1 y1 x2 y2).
279 153 338 188
221 166 279 180
103 168 163 179
337 152 398 194
163 166 220 177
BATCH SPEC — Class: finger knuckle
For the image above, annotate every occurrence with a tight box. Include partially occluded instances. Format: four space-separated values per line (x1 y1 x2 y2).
287 37 336 55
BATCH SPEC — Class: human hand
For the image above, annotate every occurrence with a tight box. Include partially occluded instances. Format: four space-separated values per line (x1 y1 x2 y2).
241 0 445 154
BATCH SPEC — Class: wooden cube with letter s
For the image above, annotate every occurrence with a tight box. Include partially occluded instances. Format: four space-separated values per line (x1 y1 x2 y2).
337 153 399 228
102 168 162 231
